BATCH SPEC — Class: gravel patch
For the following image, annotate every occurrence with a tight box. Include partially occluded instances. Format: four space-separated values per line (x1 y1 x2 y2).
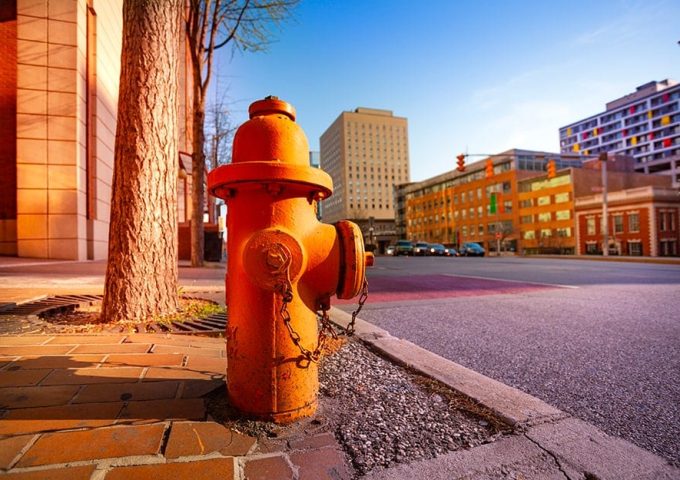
319 340 506 475
206 338 508 477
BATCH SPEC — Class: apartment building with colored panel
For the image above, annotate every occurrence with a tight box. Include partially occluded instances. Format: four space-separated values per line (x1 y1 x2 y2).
396 150 582 253
517 159 671 255
575 186 679 257
559 79 680 187
320 107 409 252
1 0 194 260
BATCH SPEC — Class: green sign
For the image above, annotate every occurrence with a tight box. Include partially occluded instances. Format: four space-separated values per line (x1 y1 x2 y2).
489 192 497 214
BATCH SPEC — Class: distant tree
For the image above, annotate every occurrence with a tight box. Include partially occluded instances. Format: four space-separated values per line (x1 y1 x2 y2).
185 0 299 267
101 0 182 322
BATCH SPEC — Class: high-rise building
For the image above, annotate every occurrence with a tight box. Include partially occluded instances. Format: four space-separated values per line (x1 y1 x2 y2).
559 79 680 186
319 107 409 251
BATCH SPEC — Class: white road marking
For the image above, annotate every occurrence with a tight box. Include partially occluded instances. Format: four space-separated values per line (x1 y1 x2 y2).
442 273 579 289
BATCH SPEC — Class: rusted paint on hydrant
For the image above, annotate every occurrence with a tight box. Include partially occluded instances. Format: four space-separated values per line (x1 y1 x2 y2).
207 96 369 423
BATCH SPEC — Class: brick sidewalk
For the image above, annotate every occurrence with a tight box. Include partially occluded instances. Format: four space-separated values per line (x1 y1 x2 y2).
0 334 352 479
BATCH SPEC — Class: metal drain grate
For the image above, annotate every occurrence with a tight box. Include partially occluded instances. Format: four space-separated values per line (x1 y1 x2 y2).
0 294 227 334
0 295 103 316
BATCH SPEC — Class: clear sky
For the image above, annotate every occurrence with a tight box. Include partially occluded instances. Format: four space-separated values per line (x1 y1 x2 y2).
215 0 680 182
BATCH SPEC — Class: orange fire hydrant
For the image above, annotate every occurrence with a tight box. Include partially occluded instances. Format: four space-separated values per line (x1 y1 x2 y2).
207 97 368 423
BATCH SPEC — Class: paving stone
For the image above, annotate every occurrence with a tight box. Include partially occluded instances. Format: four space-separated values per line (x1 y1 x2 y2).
152 344 224 357
41 366 144 385
0 465 96 479
15 423 165 467
0 385 80 409
6 355 105 369
290 447 353 480
104 457 235 480
180 379 224 398
0 369 52 387
185 356 227 375
0 337 54 346
74 381 180 404
0 402 123 435
70 343 151 354
116 398 205 424
104 353 185 367
0 346 75 356
144 366 223 381
165 421 256 458
289 432 339 451
46 335 126 345
0 434 36 469
244 455 294 480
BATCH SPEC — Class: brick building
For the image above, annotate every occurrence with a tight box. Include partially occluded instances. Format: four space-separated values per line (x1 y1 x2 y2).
1 0 195 260
575 187 679 257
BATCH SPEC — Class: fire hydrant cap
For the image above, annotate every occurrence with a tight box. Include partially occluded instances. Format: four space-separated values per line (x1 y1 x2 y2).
249 96 296 121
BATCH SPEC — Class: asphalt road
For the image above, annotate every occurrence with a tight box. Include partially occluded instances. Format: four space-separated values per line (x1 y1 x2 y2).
338 256 680 466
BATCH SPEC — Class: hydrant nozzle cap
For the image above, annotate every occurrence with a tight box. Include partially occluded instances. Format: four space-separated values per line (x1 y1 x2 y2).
249 96 296 122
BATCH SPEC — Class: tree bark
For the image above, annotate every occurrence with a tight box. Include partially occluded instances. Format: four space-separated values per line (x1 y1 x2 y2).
190 89 206 267
101 0 182 322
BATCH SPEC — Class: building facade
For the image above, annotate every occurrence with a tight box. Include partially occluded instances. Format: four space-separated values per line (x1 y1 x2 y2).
319 107 409 251
559 79 680 187
518 163 671 255
1 0 194 260
575 187 679 257
396 150 583 253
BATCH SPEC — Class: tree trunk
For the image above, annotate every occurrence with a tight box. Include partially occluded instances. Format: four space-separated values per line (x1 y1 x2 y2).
191 90 206 267
101 0 182 322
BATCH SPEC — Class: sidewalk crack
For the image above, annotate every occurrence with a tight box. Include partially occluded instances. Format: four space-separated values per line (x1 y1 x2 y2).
523 433 574 480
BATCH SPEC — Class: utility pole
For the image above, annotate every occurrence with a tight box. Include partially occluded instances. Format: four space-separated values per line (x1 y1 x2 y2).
600 152 609 256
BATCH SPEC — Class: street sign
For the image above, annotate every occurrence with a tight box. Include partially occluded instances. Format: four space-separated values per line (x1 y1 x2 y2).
495 232 501 239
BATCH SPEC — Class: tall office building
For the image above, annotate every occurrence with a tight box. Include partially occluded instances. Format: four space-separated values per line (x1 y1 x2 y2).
559 79 680 186
320 107 409 251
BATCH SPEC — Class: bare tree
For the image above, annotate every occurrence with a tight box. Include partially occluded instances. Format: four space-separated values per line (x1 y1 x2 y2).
101 0 182 322
185 0 298 267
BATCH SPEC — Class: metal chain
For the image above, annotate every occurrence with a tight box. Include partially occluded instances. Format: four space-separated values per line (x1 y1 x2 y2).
277 267 369 363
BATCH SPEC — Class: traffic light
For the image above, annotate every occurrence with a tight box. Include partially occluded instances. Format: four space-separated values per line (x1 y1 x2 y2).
546 160 557 179
485 159 494 178
456 154 466 172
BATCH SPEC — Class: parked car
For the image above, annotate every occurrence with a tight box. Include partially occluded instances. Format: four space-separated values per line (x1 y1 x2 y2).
394 240 414 256
414 241 430 256
459 242 486 257
448 247 459 257
385 244 395 256
428 243 449 256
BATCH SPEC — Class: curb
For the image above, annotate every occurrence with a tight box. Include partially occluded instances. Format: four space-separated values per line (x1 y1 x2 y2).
329 307 680 479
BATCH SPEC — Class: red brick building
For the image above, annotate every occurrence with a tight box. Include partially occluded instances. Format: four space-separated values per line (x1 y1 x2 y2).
575 186 680 257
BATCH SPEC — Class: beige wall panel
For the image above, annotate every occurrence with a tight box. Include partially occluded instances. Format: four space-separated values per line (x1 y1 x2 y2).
17 113 47 139
48 0 77 23
48 91 77 117
48 214 77 238
48 43 77 68
47 165 78 189
17 65 47 90
17 89 47 114
17 0 48 18
48 239 79 259
47 115 76 141
17 39 47 66
18 239 49 258
17 164 47 189
17 189 47 214
17 214 47 239
47 67 77 93
47 140 77 165
17 15 47 41
48 189 78 214
17 139 47 164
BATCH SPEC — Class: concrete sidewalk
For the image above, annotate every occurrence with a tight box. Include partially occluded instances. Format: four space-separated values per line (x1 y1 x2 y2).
1 257 678 479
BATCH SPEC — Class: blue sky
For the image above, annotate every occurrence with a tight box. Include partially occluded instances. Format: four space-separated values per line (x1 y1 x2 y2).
215 0 680 181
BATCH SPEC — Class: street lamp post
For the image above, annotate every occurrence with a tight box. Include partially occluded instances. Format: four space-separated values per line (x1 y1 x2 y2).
601 153 609 256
